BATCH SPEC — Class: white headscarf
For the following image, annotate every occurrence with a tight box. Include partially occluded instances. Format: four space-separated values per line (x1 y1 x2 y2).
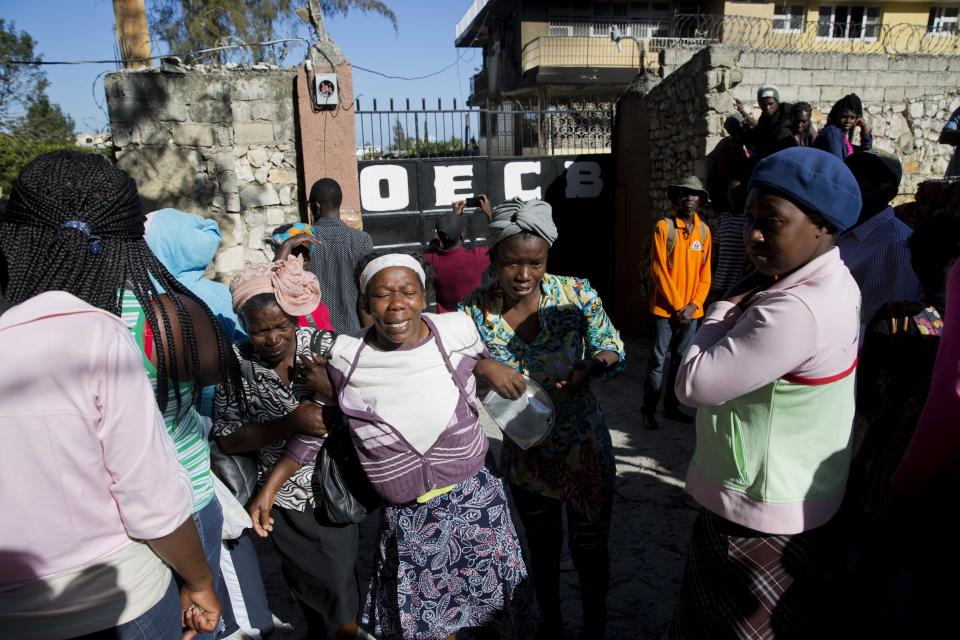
359 254 426 292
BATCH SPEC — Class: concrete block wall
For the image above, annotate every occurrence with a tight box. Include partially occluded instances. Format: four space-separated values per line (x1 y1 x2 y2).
644 47 743 216
105 67 301 279
725 46 960 197
613 45 960 327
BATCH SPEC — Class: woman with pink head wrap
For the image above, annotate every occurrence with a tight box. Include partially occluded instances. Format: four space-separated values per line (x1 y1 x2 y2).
229 255 322 318
213 256 361 638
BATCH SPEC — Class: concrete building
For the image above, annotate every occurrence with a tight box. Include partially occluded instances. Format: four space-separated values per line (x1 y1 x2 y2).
75 131 110 149
456 0 960 109
456 0 693 108
722 2 960 54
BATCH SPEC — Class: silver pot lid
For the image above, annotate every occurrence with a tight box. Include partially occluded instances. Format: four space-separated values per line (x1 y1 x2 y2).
482 374 555 450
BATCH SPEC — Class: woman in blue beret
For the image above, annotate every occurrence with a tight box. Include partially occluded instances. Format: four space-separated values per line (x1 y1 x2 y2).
667 147 862 638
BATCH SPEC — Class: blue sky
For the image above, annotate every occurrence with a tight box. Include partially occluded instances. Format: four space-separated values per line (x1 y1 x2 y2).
2 0 479 133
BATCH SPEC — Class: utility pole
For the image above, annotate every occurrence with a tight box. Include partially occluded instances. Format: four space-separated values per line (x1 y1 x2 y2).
113 0 152 68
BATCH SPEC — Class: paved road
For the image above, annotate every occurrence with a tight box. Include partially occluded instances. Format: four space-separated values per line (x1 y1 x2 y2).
255 336 700 639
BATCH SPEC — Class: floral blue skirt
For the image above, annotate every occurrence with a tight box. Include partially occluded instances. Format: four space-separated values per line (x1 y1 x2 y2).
360 465 533 639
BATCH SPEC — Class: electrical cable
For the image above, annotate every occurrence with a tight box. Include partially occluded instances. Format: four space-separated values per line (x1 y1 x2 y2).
9 35 471 119
91 69 112 126
1 38 312 65
352 55 462 81
7 38 466 95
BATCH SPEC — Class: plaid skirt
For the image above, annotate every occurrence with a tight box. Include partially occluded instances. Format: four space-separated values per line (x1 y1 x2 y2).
360 465 533 640
669 509 842 640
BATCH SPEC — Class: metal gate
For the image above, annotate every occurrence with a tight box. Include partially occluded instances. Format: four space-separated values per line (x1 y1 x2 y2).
354 98 615 160
356 154 616 303
353 98 618 298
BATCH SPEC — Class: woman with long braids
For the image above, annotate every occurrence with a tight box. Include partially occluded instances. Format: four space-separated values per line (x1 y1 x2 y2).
0 230 221 639
0 150 245 637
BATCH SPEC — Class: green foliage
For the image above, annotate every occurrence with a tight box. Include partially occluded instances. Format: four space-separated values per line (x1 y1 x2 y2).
0 20 80 198
415 137 465 158
392 119 405 150
318 0 396 29
15 95 75 146
0 19 46 133
0 134 82 198
149 0 295 64
150 0 397 64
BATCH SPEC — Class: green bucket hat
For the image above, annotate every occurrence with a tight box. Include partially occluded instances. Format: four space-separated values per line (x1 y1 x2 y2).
667 175 710 205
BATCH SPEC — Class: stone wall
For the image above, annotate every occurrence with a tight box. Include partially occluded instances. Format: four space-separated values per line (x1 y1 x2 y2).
105 66 301 278
645 47 742 216
611 45 960 332
728 49 960 198
659 45 960 200
658 47 699 78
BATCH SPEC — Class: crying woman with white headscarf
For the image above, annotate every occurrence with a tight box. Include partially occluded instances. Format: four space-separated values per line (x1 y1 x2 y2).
459 197 626 639
308 251 533 640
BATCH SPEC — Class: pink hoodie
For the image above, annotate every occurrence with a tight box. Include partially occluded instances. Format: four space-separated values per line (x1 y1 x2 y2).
0 292 192 590
891 261 960 496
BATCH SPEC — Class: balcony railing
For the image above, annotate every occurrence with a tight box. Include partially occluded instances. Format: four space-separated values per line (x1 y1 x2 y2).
520 34 720 73
547 19 668 39
522 36 642 73
517 12 960 75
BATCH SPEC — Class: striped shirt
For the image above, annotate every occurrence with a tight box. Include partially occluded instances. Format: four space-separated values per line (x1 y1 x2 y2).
305 217 374 335
321 313 489 505
120 290 214 512
837 207 921 332
712 213 747 297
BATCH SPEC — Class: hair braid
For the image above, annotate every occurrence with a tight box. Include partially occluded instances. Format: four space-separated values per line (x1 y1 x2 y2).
0 150 244 413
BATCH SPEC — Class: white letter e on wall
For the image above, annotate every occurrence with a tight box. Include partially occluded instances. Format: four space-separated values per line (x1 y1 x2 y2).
433 165 474 207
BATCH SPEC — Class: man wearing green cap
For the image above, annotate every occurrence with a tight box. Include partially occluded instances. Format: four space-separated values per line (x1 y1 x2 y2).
735 85 794 158
641 175 712 429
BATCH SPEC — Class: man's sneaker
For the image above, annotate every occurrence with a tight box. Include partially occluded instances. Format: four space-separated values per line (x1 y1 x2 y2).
641 412 659 430
663 408 695 424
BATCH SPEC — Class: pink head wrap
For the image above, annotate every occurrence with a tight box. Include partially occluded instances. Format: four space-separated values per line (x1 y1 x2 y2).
230 255 321 316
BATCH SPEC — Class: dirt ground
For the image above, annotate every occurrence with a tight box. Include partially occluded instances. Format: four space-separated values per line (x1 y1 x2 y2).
255 336 701 639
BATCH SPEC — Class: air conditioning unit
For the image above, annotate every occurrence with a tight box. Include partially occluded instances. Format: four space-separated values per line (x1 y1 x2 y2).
314 73 338 110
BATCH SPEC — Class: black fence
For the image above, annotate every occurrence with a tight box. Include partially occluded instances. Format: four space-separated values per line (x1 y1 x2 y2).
354 98 615 160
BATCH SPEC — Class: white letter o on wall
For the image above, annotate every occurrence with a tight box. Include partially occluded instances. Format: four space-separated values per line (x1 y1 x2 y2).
359 164 410 212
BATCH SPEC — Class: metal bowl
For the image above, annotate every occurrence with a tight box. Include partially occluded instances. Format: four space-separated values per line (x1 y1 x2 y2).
482 374 556 450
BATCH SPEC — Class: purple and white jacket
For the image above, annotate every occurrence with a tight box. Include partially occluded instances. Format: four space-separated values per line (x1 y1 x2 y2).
287 313 490 505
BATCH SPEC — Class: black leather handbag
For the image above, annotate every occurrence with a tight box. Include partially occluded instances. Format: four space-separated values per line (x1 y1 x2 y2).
317 419 380 524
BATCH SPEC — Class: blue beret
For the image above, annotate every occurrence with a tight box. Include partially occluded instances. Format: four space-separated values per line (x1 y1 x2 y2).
748 147 862 233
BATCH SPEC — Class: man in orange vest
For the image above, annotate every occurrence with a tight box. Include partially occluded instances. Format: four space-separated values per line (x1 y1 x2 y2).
642 176 713 430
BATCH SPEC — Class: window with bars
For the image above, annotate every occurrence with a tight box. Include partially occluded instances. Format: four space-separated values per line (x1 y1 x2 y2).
928 6 959 34
816 5 881 40
773 4 806 32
